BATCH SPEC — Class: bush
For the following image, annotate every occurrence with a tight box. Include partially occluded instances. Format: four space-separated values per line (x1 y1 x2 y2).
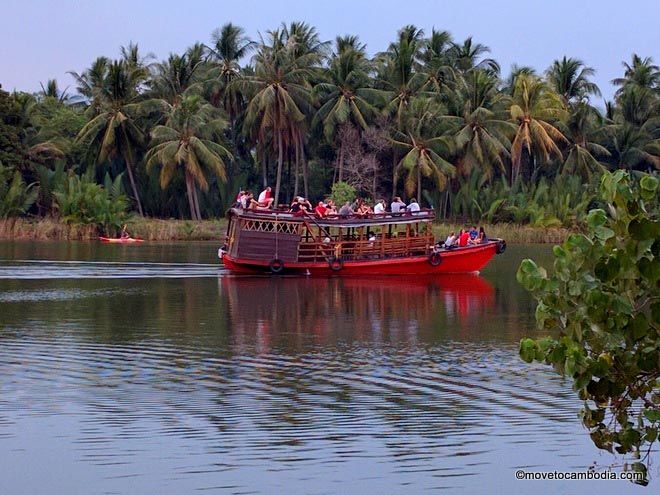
517 171 659 484
330 181 356 206
0 161 38 218
53 170 129 234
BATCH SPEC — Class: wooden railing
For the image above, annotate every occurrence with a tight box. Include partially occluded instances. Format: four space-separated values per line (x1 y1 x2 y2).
297 235 433 263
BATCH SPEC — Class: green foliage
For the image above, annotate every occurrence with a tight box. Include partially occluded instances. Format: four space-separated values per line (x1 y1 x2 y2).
0 162 38 218
53 170 129 234
330 181 356 206
517 171 659 483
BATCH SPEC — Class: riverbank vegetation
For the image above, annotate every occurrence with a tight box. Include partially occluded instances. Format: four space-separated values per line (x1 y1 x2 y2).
1 23 658 238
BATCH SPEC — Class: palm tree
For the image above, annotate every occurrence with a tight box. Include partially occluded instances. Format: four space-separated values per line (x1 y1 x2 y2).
145 95 232 220
418 29 456 97
561 103 610 179
38 79 73 104
391 98 456 202
448 37 499 74
450 70 515 179
313 37 382 181
502 65 536 95
605 123 660 171
151 44 207 105
236 28 315 205
612 54 660 95
509 74 568 182
68 56 110 113
546 57 601 104
75 61 146 215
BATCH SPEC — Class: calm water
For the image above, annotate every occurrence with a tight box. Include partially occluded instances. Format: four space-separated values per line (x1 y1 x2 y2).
0 241 651 494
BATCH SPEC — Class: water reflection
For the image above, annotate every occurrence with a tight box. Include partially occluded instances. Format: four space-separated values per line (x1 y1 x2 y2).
221 275 495 352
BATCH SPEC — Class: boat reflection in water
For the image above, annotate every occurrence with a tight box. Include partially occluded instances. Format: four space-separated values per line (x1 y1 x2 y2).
219 274 495 352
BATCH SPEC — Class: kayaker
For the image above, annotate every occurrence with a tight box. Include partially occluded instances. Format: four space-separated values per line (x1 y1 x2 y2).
120 225 130 239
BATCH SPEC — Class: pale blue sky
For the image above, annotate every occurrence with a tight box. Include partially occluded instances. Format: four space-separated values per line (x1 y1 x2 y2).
1 0 658 101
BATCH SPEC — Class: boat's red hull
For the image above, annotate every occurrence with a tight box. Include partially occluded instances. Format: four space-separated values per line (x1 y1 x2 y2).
222 241 499 276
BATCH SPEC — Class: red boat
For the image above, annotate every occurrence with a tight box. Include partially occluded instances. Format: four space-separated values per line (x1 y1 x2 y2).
99 236 144 243
219 207 505 276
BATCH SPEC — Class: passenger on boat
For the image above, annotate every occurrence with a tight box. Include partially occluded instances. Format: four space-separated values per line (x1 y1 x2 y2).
235 190 246 208
314 201 328 218
356 200 373 217
443 231 456 248
390 196 406 214
325 199 338 215
240 191 252 209
468 225 478 242
373 199 386 214
406 198 420 213
290 197 311 217
471 226 488 245
257 186 274 208
338 202 354 217
458 229 470 247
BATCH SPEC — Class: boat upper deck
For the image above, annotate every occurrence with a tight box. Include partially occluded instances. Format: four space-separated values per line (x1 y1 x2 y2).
227 207 435 228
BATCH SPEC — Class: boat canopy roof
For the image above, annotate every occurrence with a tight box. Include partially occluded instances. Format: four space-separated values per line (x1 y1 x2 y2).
227 207 435 228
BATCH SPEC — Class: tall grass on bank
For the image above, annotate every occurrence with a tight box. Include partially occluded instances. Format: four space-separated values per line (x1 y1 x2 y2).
1 217 569 244
0 217 227 241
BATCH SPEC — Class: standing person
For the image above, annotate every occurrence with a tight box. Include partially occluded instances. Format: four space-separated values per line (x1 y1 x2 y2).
458 229 470 247
373 199 386 214
406 198 420 213
257 186 274 208
391 196 406 213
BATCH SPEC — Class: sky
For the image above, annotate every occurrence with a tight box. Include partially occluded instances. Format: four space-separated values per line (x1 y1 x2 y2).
1 0 658 102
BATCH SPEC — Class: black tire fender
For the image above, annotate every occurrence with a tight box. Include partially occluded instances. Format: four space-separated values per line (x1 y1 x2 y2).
269 258 285 274
428 252 442 266
328 256 344 271
496 240 507 254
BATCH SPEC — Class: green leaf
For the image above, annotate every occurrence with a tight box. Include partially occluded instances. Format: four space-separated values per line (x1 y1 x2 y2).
519 338 537 363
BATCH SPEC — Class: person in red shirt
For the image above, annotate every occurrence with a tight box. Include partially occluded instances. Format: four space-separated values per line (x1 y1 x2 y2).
314 201 328 218
458 229 470 247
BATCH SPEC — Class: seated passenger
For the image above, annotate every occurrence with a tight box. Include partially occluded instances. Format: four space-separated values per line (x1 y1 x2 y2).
356 201 373 216
468 225 478 242
471 227 488 244
235 190 246 208
290 198 310 217
338 202 354 217
391 196 406 214
257 186 274 208
325 199 338 215
443 231 456 248
314 201 328 218
373 199 386 214
458 229 470 247
406 198 420 213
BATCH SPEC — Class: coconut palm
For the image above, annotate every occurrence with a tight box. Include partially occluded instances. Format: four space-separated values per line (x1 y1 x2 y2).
509 74 568 182
605 123 660 171
450 70 515 179
68 57 110 113
560 103 610 179
418 29 456 97
75 61 146 215
391 98 456 202
235 28 315 205
612 54 660 96
145 95 232 220
546 57 601 104
448 37 499 74
313 38 382 181
151 44 207 105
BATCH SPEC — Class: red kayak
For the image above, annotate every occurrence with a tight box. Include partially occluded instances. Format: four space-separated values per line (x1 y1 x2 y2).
99 237 144 243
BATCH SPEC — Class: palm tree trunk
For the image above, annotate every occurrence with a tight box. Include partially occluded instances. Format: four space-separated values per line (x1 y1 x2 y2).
299 133 309 199
391 152 397 199
185 173 196 220
293 143 300 198
338 138 345 183
125 159 144 216
193 184 202 221
261 146 268 188
417 167 422 203
274 131 284 207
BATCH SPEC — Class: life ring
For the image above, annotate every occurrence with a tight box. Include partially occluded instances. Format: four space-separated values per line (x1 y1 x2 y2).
428 252 442 266
496 240 507 254
328 256 344 271
269 258 285 274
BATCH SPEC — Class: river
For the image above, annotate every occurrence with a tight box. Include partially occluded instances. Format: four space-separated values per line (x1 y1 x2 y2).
0 241 650 494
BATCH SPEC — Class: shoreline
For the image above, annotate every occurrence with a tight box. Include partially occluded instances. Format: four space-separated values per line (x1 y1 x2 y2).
0 217 572 244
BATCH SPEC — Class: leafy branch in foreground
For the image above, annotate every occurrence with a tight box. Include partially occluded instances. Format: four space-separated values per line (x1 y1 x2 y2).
517 170 659 485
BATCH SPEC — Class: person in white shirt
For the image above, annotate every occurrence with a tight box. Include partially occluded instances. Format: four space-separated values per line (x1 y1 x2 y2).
443 232 456 248
257 186 274 208
390 196 406 213
373 199 386 214
406 198 420 212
